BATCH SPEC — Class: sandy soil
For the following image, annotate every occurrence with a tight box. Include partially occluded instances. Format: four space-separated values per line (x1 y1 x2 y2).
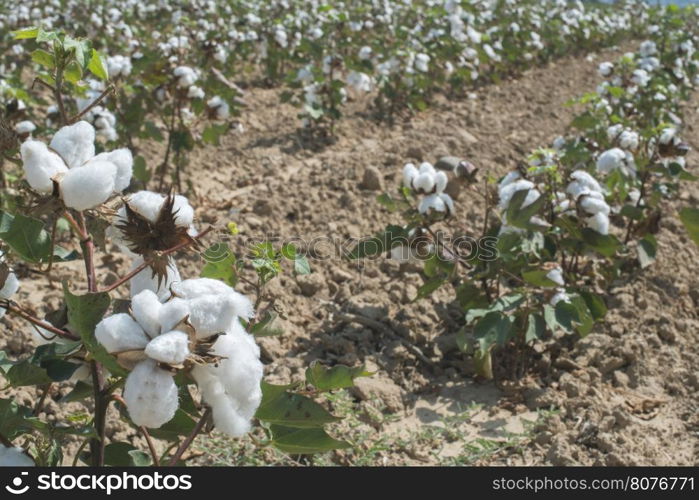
2 42 698 466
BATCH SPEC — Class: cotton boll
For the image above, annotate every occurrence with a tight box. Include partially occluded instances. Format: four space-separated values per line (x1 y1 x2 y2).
49 121 95 168
499 171 522 189
20 140 68 193
0 445 34 466
498 179 535 209
596 148 626 175
418 162 435 175
172 195 194 226
550 288 570 306
60 160 116 210
568 170 602 195
403 163 418 188
586 212 610 235
187 294 244 338
158 297 191 331
92 148 133 192
413 172 435 193
131 290 162 337
95 313 149 353
434 171 448 193
192 366 252 436
129 256 181 302
144 330 190 365
124 360 178 428
170 279 253 322
546 268 565 286
579 194 610 216
419 193 446 214
124 191 166 222
15 120 35 135
0 272 19 299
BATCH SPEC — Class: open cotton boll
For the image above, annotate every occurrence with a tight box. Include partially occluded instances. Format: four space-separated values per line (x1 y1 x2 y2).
129 256 181 302
187 294 247 338
171 278 254 319
579 194 610 216
413 172 435 193
131 289 162 338
20 140 69 193
596 148 626 175
60 160 116 210
95 313 149 353
49 121 95 168
499 171 522 190
546 268 565 286
212 323 262 408
550 288 571 306
124 360 178 428
434 171 448 193
92 148 133 192
15 120 36 135
0 272 19 299
192 366 253 437
498 179 536 209
403 163 418 188
0 445 34 467
144 330 190 365
172 195 194 226
158 298 190 332
586 212 610 235
123 191 166 222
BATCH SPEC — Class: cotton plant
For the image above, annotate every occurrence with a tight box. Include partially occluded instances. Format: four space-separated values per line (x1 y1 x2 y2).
95 280 263 436
403 162 455 216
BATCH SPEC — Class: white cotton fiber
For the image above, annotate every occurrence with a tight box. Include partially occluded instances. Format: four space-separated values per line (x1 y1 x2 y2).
586 212 610 235
129 256 181 302
49 120 95 168
569 171 602 194
124 360 178 428
144 330 190 365
171 277 231 298
402 163 418 188
172 195 194 226
187 295 239 338
60 160 116 210
158 298 190 332
20 140 68 193
125 191 166 222
419 193 447 214
412 172 435 193
93 148 133 192
131 289 162 338
190 320 263 437
0 445 34 466
95 313 149 353
0 272 19 299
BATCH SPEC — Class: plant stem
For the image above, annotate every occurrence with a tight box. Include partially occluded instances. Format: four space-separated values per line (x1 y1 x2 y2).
0 301 79 340
167 407 211 466
33 383 53 416
54 64 68 126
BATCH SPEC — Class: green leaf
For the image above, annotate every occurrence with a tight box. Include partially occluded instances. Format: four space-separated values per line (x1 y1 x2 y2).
202 124 228 145
63 285 126 376
522 269 559 287
554 300 580 333
60 381 93 403
132 156 150 183
569 295 594 337
249 311 283 337
472 348 493 379
148 409 197 441
64 60 83 84
525 313 546 343
31 49 55 69
348 225 408 259
305 361 372 391
0 399 33 439
581 228 620 257
103 443 151 466
414 277 445 300
580 291 607 321
255 382 339 428
200 243 237 286
679 207 699 247
12 26 39 39
637 234 657 269
506 189 547 230
474 311 513 351
87 49 108 80
269 425 350 454
0 211 78 263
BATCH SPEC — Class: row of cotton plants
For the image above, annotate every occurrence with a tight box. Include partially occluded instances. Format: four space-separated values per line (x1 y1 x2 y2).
0 0 655 145
354 5 699 380
0 26 368 467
